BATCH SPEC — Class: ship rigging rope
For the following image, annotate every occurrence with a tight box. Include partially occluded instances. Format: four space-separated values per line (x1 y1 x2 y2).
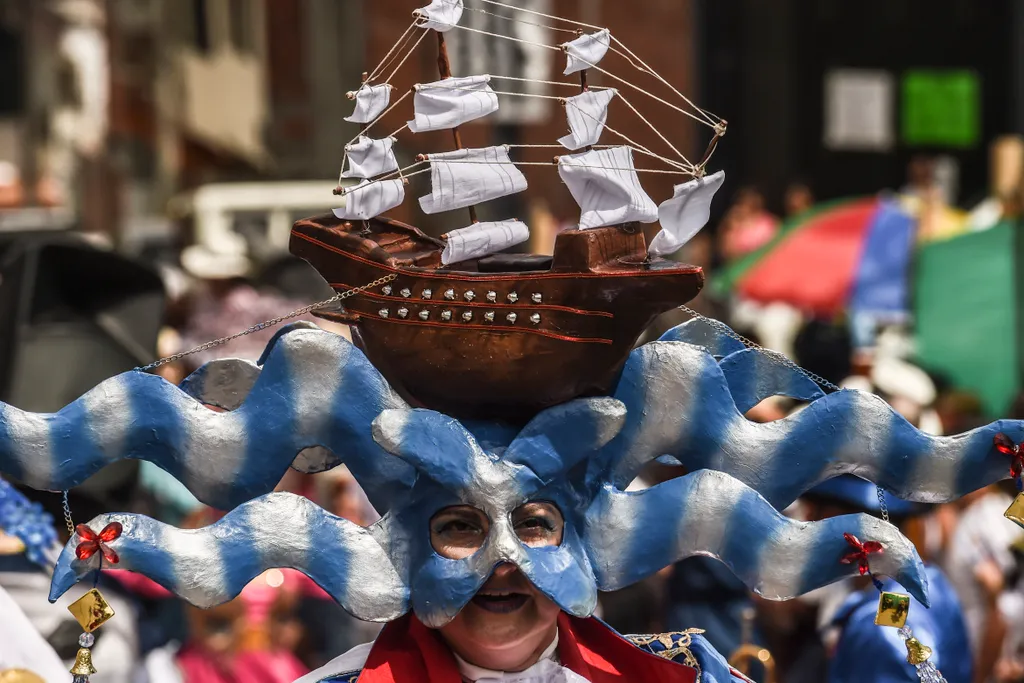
367 19 419 82
383 28 430 84
498 83 695 170
137 274 399 372
475 0 603 31
449 24 717 129
509 143 691 173
414 158 691 175
614 92 690 166
608 37 721 125
489 74 611 89
337 148 692 199
468 0 720 124
464 5 577 35
414 83 694 169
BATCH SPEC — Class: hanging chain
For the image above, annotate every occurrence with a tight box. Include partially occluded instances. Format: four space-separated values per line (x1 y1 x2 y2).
138 274 397 372
678 305 896 520
876 485 891 523
677 305 841 392
61 490 74 537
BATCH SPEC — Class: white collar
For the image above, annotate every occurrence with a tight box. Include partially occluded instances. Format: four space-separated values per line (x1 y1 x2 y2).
453 633 564 682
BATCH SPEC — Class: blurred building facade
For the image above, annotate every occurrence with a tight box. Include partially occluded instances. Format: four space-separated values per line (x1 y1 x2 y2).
0 0 364 244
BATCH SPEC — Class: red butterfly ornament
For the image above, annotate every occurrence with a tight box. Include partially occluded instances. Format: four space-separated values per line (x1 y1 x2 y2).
994 433 1024 480
841 532 884 576
75 522 123 564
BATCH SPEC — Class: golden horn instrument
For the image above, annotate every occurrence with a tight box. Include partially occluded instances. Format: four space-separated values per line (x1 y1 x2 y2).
728 644 778 683
728 606 780 683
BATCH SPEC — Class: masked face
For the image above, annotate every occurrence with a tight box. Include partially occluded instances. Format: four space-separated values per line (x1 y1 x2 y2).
431 503 564 670
395 457 598 628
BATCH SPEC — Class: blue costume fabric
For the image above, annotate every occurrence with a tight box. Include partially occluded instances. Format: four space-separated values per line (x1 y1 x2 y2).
828 566 972 683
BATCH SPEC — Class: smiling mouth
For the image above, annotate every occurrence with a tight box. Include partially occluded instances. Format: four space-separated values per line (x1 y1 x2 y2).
471 591 530 614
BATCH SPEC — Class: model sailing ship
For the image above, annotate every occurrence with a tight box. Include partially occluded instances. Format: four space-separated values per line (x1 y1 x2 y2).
290 0 729 419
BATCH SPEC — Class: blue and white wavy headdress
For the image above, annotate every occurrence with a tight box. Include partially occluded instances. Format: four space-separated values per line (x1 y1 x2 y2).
0 319 1017 626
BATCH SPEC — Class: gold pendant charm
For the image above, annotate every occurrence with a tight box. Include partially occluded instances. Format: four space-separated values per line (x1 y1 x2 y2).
1004 492 1024 529
68 588 115 633
69 648 97 676
905 638 933 665
875 591 910 628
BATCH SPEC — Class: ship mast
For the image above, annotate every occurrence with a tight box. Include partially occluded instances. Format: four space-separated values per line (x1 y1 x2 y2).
435 31 479 224
576 31 593 153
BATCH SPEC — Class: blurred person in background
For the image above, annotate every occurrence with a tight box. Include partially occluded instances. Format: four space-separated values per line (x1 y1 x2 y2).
953 482 1024 683
177 246 325 373
171 599 247 683
966 136 1024 232
719 187 780 262
901 156 938 201
943 394 1024 682
987 536 1024 682
783 182 815 218
802 476 971 683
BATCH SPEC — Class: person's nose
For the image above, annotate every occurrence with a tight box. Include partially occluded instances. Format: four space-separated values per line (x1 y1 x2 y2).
492 562 517 578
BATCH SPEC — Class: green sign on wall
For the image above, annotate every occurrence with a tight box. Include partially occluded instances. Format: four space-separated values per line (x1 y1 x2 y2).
902 70 980 148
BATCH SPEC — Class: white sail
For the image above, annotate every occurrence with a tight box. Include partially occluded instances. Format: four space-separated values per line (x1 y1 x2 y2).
419 146 528 215
648 171 726 257
345 84 393 124
342 136 399 179
441 220 530 265
413 0 464 33
562 29 611 75
333 179 406 220
558 146 658 229
408 75 500 133
559 89 618 151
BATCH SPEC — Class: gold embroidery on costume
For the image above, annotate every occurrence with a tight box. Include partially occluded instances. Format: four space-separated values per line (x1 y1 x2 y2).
627 629 705 680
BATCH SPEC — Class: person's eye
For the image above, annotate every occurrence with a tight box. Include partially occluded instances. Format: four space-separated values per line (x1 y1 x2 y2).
430 507 489 559
436 519 480 534
516 516 555 532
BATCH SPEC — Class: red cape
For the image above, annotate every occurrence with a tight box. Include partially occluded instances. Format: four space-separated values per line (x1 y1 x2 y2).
356 612 698 683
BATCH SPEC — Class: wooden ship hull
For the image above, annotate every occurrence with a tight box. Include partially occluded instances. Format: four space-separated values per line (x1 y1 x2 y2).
290 213 703 421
